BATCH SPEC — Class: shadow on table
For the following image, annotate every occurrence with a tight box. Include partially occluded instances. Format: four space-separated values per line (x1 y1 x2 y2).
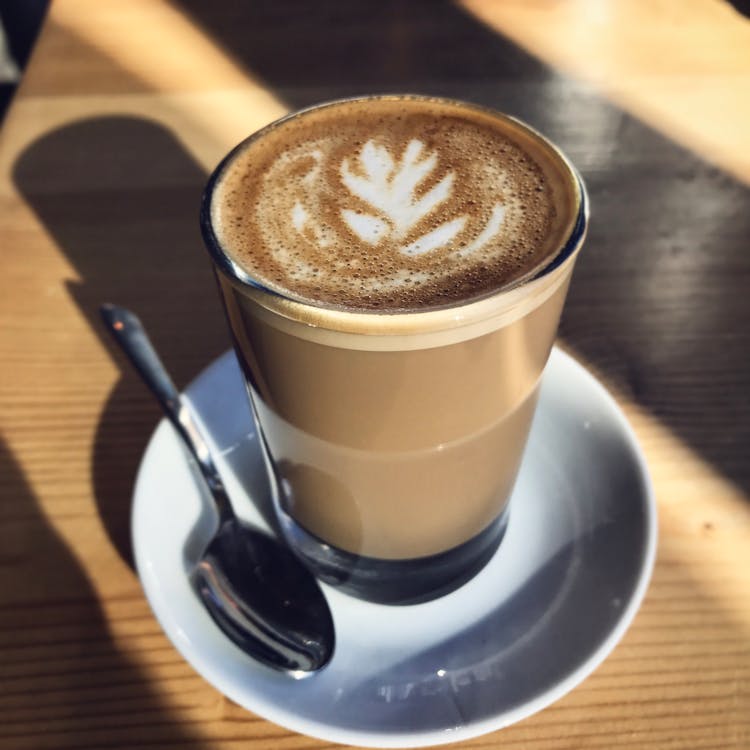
169 0 750 499
171 0 559 107
13 116 226 571
0 438 209 748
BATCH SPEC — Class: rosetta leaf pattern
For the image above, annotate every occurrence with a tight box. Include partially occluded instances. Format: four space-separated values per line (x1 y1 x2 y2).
340 139 457 243
289 138 507 257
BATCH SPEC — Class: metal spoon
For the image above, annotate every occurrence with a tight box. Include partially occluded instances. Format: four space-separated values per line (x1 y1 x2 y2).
100 304 334 673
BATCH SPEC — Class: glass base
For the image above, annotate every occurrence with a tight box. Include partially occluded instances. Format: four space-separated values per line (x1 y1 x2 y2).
274 507 510 605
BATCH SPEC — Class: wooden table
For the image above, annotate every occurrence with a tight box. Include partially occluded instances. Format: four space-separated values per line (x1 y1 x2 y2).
1 1 748 747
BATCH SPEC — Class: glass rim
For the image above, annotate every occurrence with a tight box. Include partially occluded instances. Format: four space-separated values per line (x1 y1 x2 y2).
200 94 588 330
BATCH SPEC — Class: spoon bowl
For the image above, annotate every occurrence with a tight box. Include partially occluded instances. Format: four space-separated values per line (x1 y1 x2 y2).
193 516 335 672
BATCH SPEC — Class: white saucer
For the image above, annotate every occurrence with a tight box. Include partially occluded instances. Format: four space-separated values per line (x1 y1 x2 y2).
132 347 656 748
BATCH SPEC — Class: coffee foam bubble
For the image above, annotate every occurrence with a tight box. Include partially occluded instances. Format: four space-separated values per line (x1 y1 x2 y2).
211 98 576 311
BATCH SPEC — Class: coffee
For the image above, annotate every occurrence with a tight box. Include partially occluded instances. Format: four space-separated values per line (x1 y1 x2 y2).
202 96 586 602
210 97 576 311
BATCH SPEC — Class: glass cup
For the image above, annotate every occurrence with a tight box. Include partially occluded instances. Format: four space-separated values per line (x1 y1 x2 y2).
200 96 587 604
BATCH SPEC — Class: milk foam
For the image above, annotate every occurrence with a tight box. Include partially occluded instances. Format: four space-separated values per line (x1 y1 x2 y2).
211 97 574 311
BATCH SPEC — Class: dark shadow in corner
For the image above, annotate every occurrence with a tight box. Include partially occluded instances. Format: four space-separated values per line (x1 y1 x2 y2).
726 0 750 19
171 0 750 497
13 117 227 570
0 439 208 747
0 0 51 121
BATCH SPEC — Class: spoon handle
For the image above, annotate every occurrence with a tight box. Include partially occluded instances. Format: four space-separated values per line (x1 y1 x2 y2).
99 304 232 521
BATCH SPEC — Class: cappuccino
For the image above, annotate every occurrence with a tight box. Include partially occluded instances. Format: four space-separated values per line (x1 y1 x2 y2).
202 97 586 602
210 97 576 311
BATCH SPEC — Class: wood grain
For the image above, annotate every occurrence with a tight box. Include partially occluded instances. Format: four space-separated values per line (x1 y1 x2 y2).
460 0 750 185
0 0 748 748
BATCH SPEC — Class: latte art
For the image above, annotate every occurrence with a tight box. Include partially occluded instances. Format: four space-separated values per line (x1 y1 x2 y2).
338 138 507 258
211 97 575 311
341 140 455 247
